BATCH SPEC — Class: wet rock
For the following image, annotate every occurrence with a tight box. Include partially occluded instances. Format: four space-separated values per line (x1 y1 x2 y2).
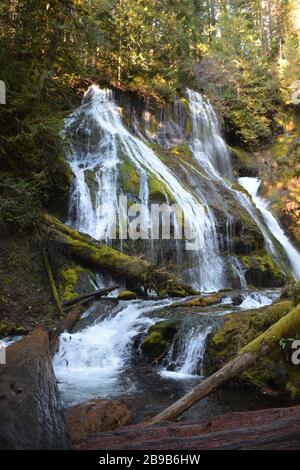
0 326 69 449
141 319 179 362
186 292 225 307
64 399 132 445
118 290 138 300
72 298 118 332
238 254 285 287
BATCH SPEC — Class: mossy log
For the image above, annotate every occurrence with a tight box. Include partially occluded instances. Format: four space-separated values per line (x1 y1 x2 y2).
40 214 195 297
146 302 300 425
63 285 119 309
42 247 64 317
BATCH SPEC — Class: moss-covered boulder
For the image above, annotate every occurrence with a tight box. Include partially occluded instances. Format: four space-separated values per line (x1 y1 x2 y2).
238 253 285 287
281 280 300 306
141 319 179 361
186 292 224 307
58 263 95 302
206 299 300 398
117 290 137 300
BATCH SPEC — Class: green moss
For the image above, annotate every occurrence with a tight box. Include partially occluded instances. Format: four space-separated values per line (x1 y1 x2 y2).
148 173 175 203
84 169 99 209
206 300 300 398
58 264 93 301
141 319 179 360
184 116 191 136
117 290 138 300
238 253 285 287
230 147 259 177
187 293 223 307
169 144 193 161
118 158 140 197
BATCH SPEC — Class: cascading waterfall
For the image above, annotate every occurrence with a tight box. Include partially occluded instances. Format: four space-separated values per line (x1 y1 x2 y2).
65 85 226 291
185 90 290 274
53 85 300 412
53 299 172 405
187 88 233 180
161 323 213 379
239 177 300 279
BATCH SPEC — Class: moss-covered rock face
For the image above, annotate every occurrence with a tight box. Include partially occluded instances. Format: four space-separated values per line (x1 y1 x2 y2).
281 280 300 306
118 157 140 198
206 299 300 398
58 264 95 301
238 254 285 287
117 290 138 300
230 146 258 177
141 319 179 361
84 169 99 209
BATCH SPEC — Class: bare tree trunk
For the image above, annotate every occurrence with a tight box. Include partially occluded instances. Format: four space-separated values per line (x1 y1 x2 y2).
146 302 300 425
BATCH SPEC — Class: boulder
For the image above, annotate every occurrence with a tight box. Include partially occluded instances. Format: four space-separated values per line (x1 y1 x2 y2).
117 290 138 300
0 326 69 449
64 399 132 445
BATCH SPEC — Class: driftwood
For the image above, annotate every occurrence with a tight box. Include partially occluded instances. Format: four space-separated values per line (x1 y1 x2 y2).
62 285 119 309
146 302 300 425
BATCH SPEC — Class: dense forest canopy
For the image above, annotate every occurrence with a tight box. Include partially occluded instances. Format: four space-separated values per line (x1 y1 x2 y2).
0 0 300 231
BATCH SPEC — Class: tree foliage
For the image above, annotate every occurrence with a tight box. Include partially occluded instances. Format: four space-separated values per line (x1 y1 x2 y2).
0 0 299 229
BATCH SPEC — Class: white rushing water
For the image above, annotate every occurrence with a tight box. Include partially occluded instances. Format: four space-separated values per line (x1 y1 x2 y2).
187 89 232 180
239 290 280 310
239 177 300 279
160 324 212 380
53 299 172 405
65 85 227 291
185 89 284 279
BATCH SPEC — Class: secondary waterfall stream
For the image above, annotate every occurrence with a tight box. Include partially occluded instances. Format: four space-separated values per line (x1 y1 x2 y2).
239 177 300 279
53 86 300 420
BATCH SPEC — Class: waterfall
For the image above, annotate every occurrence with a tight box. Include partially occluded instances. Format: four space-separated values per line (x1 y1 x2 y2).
185 90 290 274
160 323 213 379
187 88 233 180
65 85 226 291
239 177 300 279
53 299 172 405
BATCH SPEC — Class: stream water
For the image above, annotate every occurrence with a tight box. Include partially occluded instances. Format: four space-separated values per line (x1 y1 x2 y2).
53 87 300 421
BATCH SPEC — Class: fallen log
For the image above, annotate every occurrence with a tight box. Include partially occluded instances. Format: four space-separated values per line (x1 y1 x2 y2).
146 302 300 425
62 285 119 308
0 327 69 449
43 247 64 317
40 214 196 297
75 405 300 450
